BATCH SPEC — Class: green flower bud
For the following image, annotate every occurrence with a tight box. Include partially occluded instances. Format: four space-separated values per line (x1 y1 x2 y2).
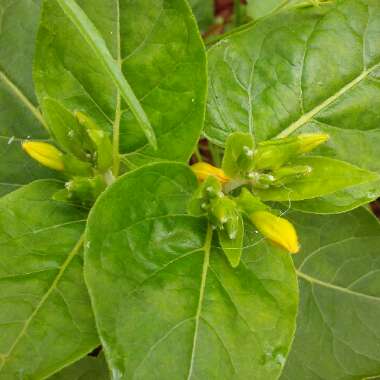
188 176 222 216
42 99 93 161
63 175 106 207
76 111 113 172
271 165 312 187
210 197 239 238
254 133 329 170
236 188 268 215
222 132 255 178
61 155 93 177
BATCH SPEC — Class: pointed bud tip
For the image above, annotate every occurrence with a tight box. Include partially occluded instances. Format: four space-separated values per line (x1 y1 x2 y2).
298 133 330 153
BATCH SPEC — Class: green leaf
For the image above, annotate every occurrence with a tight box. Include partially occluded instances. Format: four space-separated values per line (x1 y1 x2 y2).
255 156 379 201
0 180 98 378
0 0 60 196
280 208 380 380
34 0 206 167
50 354 109 380
55 0 156 149
206 0 380 212
246 0 288 20
85 162 298 380
189 0 214 31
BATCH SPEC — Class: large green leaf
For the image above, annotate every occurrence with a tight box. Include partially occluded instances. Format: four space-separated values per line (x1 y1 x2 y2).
50 354 109 380
0 0 59 196
0 181 98 379
280 208 380 380
85 162 298 380
206 0 380 212
34 0 206 167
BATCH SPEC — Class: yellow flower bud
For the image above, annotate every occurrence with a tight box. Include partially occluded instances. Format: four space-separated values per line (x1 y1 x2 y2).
297 133 329 153
22 141 64 171
249 211 300 254
191 162 230 184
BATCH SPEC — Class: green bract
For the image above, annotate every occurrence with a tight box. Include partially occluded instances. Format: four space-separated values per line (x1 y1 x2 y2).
1 0 380 379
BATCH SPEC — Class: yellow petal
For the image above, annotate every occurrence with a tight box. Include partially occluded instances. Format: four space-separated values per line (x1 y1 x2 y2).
22 141 64 171
191 162 230 184
249 211 300 254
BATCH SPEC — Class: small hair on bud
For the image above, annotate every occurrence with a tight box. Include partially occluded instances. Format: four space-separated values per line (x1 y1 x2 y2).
206 186 214 193
201 202 208 210
229 231 237 240
217 192 225 198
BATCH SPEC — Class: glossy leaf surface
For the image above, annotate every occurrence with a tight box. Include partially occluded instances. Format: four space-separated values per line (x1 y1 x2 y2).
280 208 380 380
0 181 98 379
0 0 59 196
85 162 298 380
206 0 380 212
34 0 206 166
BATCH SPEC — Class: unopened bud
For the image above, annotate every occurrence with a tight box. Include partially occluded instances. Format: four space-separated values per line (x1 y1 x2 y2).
249 211 300 254
22 141 64 171
191 162 230 184
254 133 329 170
271 165 312 186
297 133 329 153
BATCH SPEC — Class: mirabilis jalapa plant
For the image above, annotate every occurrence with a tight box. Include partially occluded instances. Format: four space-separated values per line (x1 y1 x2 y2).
1 0 380 379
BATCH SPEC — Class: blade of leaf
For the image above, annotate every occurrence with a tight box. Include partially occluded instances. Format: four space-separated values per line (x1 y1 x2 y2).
84 162 298 379
0 180 98 378
0 0 60 195
55 0 157 149
280 208 380 380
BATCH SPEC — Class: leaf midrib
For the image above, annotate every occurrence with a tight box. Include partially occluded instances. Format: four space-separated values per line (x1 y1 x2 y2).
186 224 213 380
296 270 380 302
276 62 380 138
0 234 85 370
0 69 46 129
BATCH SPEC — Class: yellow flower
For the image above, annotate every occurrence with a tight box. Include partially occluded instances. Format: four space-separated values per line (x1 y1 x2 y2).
249 211 300 254
22 141 64 171
191 162 230 184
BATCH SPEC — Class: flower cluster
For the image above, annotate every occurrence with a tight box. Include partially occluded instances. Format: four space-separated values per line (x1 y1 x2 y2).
190 132 329 266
